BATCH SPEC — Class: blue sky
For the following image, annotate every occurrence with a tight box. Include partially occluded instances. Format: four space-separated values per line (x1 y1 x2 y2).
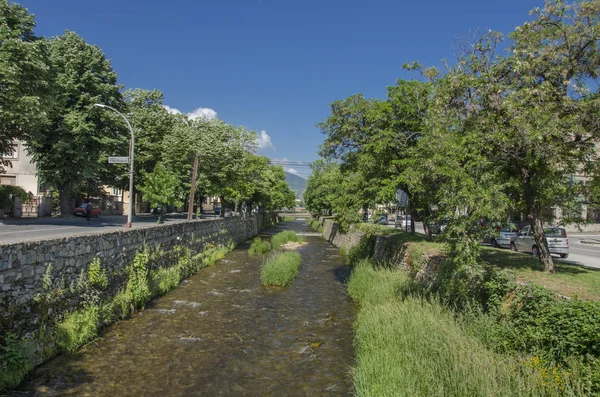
22 0 541 178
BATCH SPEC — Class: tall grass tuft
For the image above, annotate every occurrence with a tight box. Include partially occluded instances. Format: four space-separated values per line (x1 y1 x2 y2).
271 230 302 249
249 237 271 255
55 305 100 353
261 251 301 286
349 260 552 397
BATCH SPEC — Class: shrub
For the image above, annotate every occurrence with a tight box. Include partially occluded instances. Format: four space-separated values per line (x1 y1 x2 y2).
201 244 228 266
55 305 99 353
261 251 301 286
0 334 31 392
271 231 302 249
249 237 271 255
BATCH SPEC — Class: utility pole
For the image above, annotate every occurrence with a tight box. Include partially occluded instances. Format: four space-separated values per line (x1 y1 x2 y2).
187 155 199 221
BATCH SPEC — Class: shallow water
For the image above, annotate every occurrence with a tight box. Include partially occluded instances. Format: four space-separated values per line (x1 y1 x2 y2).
13 221 355 396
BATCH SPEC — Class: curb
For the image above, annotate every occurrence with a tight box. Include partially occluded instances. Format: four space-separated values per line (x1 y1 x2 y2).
580 239 600 245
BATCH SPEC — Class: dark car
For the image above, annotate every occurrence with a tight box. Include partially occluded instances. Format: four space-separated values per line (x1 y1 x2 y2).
214 205 221 215
376 214 389 225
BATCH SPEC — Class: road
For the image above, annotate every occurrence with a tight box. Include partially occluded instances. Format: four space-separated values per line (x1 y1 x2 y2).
0 214 223 244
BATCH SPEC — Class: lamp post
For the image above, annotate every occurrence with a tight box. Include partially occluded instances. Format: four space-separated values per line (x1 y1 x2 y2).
94 104 135 228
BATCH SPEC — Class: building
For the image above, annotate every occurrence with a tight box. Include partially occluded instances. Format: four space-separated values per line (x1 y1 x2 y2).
0 140 39 195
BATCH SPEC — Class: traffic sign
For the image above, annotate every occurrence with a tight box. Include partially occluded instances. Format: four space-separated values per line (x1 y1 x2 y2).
108 156 129 164
396 189 409 207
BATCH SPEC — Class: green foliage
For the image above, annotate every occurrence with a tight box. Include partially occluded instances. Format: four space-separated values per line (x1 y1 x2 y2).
126 251 151 309
0 0 50 171
138 162 183 223
87 257 108 289
282 217 296 222
261 251 302 286
0 334 31 392
349 261 548 397
249 237 271 255
26 30 126 215
150 266 181 297
55 305 99 353
270 230 302 250
0 186 29 208
200 244 229 266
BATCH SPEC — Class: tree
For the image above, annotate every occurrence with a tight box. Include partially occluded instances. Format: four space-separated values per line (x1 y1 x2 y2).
26 31 126 215
489 0 600 272
138 163 182 223
0 0 50 171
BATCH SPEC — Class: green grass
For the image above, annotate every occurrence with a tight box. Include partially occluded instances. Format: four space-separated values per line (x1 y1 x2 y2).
261 251 302 286
480 247 600 301
271 230 302 249
348 260 564 397
282 216 296 222
249 237 271 255
56 305 100 353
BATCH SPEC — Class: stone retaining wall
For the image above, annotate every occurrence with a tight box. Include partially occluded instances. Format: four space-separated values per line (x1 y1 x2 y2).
321 218 365 250
0 213 277 336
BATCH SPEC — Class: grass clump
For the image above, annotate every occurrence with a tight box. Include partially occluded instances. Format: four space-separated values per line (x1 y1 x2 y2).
348 260 559 397
271 230 302 249
55 305 99 353
282 216 296 222
261 251 301 286
249 237 271 255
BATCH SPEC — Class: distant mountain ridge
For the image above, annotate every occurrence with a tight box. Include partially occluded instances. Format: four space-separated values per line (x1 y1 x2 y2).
284 172 307 199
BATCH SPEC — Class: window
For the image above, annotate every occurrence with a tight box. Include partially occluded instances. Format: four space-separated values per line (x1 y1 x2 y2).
1 142 19 161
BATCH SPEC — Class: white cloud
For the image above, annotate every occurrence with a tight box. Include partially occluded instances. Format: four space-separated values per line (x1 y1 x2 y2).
187 107 217 120
163 105 182 115
256 130 275 151
285 168 299 175
163 105 217 120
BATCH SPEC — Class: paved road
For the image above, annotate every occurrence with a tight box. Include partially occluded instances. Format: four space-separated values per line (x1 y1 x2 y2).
0 214 223 244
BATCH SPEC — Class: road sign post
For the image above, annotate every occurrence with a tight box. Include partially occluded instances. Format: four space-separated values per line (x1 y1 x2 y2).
108 156 130 164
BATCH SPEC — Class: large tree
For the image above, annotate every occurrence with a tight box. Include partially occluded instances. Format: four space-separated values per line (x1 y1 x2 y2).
0 0 50 171
26 31 126 215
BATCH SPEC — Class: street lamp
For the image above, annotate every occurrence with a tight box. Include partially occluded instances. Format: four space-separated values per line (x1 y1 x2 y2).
94 103 135 228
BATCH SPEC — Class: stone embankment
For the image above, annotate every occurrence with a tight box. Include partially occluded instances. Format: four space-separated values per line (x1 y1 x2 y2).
0 214 277 336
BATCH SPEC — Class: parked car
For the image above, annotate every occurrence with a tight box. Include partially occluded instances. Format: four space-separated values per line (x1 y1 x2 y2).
510 225 569 258
394 214 411 229
214 205 221 215
484 222 520 248
73 204 101 218
376 214 388 225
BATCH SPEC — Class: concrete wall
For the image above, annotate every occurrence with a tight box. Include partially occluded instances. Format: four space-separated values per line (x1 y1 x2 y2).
0 213 277 336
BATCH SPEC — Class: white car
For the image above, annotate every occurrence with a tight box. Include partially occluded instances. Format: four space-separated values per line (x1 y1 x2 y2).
510 225 569 258
394 215 411 229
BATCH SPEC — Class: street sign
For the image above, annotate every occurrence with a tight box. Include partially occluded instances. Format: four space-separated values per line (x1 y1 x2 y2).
108 156 129 164
396 189 409 207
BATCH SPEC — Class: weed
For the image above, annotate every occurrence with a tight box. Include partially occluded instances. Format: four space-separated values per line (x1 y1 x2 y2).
126 250 151 309
55 305 99 353
88 257 108 289
271 231 302 250
261 251 301 286
0 334 31 392
249 237 271 255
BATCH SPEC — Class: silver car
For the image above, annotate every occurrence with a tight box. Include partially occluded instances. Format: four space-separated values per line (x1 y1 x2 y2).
485 223 519 248
510 225 569 258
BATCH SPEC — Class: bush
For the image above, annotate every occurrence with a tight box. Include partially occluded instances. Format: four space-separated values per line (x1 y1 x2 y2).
150 266 181 297
126 251 151 309
249 237 271 255
271 231 302 249
88 257 108 289
261 251 302 286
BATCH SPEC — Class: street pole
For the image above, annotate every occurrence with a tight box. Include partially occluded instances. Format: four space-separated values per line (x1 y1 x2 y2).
187 155 199 221
94 104 135 228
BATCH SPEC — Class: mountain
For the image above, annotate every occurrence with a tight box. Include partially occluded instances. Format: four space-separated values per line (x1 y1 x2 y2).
284 172 307 199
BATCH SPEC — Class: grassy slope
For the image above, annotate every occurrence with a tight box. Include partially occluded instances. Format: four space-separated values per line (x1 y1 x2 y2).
348 261 545 397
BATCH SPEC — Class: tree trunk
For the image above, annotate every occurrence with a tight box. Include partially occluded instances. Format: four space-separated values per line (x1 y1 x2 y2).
234 201 238 215
423 223 432 241
59 185 71 216
530 211 554 272
219 196 225 218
